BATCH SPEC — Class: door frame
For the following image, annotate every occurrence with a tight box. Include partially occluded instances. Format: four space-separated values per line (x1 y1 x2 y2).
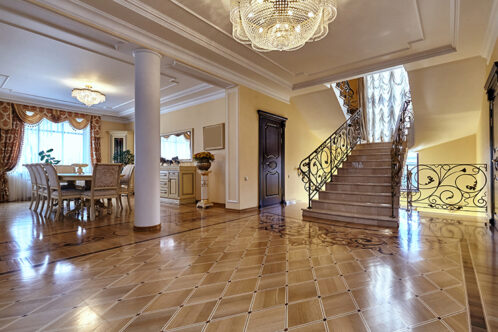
486 61 498 227
258 110 287 208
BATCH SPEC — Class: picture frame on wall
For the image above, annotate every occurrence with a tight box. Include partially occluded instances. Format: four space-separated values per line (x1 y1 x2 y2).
203 123 225 150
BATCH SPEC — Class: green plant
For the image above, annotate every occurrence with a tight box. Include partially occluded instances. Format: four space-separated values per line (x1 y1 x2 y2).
38 149 60 165
193 151 215 162
113 149 135 165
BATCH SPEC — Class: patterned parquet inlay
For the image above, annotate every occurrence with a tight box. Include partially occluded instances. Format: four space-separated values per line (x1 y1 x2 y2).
0 200 496 331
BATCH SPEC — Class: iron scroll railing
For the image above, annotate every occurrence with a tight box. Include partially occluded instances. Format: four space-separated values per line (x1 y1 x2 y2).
402 164 488 212
391 97 413 217
298 109 364 208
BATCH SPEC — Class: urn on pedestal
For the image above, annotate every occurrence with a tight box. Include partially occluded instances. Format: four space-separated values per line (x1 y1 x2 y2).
193 152 215 208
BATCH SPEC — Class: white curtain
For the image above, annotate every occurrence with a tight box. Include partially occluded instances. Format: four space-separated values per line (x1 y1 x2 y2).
161 135 191 160
7 119 90 201
365 67 411 142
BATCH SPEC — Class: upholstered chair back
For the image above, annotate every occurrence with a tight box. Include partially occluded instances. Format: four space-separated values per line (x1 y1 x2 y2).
43 163 61 191
92 163 122 191
33 164 49 189
121 164 135 185
24 164 37 187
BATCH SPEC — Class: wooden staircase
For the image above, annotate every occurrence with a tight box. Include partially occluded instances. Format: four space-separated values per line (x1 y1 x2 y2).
302 142 399 227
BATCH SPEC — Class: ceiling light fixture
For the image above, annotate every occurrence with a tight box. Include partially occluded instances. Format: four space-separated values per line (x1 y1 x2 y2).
230 0 337 52
71 85 106 107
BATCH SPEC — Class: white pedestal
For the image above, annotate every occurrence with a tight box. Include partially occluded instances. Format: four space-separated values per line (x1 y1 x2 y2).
197 170 213 208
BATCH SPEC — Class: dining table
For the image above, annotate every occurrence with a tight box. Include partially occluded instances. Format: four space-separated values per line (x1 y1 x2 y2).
57 173 124 216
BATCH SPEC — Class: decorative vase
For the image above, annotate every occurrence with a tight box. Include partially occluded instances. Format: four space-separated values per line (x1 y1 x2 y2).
196 160 211 171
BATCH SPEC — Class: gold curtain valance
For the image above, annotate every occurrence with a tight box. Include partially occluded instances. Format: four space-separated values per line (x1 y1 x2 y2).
162 130 191 140
13 103 93 130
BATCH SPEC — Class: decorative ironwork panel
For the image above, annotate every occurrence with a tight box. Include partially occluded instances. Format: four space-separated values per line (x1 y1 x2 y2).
390 93 413 217
299 109 364 208
403 164 488 212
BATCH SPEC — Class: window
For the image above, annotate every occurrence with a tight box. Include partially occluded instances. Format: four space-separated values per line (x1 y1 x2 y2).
7 119 91 201
402 151 419 191
160 130 192 161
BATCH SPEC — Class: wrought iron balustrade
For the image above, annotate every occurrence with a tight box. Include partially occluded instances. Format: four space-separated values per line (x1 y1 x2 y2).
299 109 364 208
335 81 358 116
402 164 488 212
391 95 413 217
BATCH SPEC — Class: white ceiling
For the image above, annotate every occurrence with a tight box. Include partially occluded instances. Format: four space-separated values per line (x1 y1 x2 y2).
26 0 498 102
0 0 226 121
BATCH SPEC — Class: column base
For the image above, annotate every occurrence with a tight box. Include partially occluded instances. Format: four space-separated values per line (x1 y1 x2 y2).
133 224 161 232
197 200 214 209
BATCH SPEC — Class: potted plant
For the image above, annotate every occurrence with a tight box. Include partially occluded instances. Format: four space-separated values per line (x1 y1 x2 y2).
113 150 135 165
39 149 61 165
193 151 215 171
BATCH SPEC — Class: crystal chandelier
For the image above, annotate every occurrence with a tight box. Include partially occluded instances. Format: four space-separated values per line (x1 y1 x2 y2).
71 85 106 107
230 0 337 52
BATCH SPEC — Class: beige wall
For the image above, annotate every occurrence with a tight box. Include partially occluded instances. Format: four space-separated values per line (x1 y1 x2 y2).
415 134 477 164
159 97 226 204
237 86 326 209
407 56 488 151
101 120 134 163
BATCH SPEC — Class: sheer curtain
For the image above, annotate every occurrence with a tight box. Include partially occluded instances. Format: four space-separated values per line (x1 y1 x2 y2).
365 67 411 142
161 135 191 160
7 119 90 201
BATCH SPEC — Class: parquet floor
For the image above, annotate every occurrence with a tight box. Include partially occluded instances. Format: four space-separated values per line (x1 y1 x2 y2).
0 200 496 331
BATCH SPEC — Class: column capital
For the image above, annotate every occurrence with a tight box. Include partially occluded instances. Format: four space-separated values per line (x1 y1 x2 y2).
132 48 162 59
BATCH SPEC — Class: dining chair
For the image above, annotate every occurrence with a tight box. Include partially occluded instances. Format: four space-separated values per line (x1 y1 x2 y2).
119 164 135 211
24 164 38 210
32 164 49 214
81 163 122 221
44 163 82 219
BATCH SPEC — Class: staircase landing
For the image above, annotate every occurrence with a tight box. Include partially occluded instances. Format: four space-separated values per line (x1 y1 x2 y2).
302 142 399 227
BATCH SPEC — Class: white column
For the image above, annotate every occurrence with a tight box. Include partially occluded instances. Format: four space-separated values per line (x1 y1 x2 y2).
133 48 161 231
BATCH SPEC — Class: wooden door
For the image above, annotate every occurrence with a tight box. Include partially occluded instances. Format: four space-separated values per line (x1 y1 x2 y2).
258 110 287 207
486 61 497 226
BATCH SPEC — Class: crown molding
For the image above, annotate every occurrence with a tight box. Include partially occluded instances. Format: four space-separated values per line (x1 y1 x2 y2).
0 89 126 123
114 0 292 89
482 0 498 63
29 0 292 103
125 89 226 121
293 44 456 90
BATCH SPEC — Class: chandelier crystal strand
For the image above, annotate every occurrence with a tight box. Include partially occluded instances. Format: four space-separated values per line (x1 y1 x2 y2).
71 85 106 107
230 0 337 52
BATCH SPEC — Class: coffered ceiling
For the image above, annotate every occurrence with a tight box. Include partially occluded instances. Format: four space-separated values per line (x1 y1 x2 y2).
28 0 497 102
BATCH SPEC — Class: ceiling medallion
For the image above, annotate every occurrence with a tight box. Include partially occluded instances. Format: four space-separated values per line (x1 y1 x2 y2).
230 0 337 52
71 85 106 107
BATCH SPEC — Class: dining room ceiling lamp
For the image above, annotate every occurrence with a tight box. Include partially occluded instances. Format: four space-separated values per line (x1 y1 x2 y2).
71 85 106 107
230 0 337 52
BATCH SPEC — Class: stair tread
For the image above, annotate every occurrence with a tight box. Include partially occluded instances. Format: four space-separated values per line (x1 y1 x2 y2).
313 199 391 208
334 174 390 178
303 208 397 222
328 182 392 186
321 190 391 196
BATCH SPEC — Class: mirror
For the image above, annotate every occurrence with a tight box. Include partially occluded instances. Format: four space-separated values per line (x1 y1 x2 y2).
161 129 193 162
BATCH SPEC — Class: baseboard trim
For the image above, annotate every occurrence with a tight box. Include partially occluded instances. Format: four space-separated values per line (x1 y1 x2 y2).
133 224 162 232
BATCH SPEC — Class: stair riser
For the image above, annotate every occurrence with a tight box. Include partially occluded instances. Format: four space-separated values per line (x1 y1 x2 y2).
312 201 394 216
333 175 391 184
326 183 392 193
302 210 398 227
347 155 391 162
338 168 391 176
343 161 392 168
356 143 392 149
351 148 391 155
319 192 393 205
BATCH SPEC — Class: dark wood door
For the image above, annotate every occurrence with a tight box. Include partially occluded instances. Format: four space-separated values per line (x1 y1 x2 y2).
259 110 287 208
486 61 497 226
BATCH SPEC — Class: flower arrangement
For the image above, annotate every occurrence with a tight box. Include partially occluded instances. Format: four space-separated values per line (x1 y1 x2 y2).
193 152 215 162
